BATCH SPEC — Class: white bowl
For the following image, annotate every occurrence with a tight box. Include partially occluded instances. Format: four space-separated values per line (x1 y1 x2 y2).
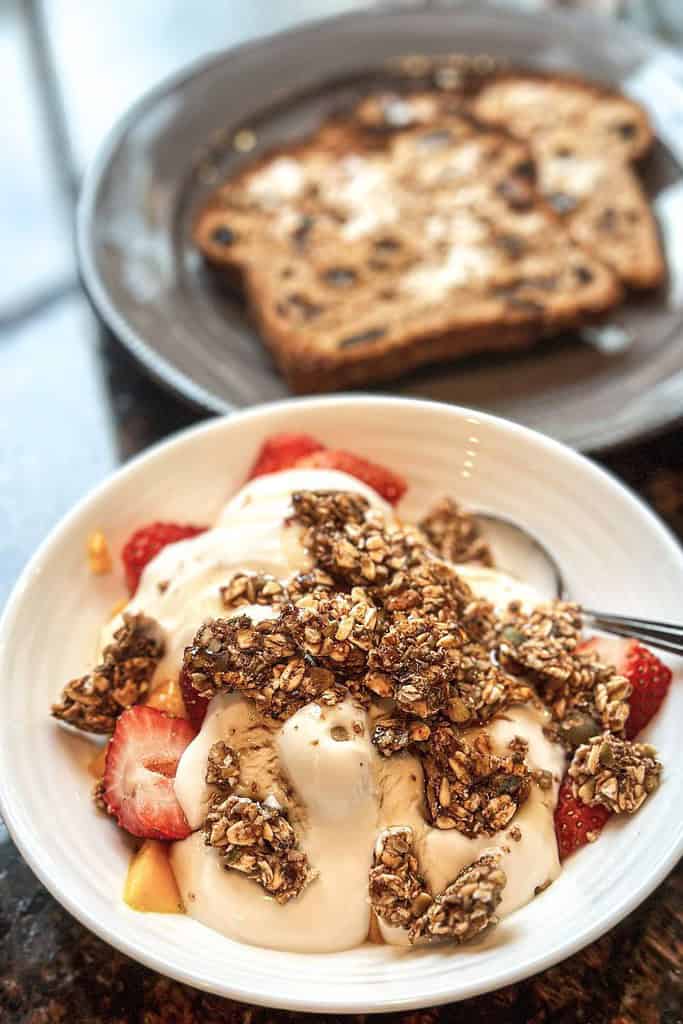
1 396 682 1013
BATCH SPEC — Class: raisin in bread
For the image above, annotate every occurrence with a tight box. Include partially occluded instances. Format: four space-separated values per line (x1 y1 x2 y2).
195 110 620 393
471 73 664 289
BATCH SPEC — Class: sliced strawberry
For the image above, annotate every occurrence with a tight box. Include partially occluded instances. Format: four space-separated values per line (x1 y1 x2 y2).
122 522 207 594
624 646 673 739
247 433 325 480
554 776 610 860
179 666 210 730
580 636 672 739
296 449 407 505
103 706 196 840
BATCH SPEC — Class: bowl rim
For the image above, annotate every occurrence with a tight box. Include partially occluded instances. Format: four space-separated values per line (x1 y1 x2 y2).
2 394 683 1012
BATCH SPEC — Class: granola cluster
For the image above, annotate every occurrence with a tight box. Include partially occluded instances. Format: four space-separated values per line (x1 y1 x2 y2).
290 490 426 591
205 741 241 789
52 612 164 733
368 827 432 930
423 725 532 837
372 715 431 756
568 733 662 814
497 602 632 742
185 557 514 730
286 587 381 676
204 793 314 904
379 557 475 623
412 854 507 943
369 827 506 944
419 497 493 567
286 568 336 603
202 736 313 903
369 617 467 718
183 614 335 719
220 572 288 611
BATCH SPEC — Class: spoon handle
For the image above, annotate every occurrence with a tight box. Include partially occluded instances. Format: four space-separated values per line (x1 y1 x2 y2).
583 610 683 656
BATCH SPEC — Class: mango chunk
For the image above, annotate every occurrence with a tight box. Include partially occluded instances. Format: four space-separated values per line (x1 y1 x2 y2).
146 677 186 719
87 530 112 574
124 840 184 914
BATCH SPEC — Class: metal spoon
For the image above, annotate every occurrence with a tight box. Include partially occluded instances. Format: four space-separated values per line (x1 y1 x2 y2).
473 513 683 656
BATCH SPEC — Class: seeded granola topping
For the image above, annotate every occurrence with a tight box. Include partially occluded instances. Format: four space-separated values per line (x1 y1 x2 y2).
205 741 240 790
285 587 382 675
447 641 534 726
290 490 425 590
204 794 314 903
497 601 582 682
372 715 431 756
52 471 674 945
290 489 370 531
369 830 507 944
52 613 165 733
379 558 475 622
423 724 532 837
369 827 432 929
182 613 335 719
569 733 662 814
411 854 507 943
419 497 494 567
497 601 632 734
220 572 288 611
287 568 336 603
369 617 468 718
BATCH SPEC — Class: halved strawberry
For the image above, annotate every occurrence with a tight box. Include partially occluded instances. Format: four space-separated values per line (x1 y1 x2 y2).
247 433 325 480
554 776 610 860
580 636 672 740
122 522 207 595
103 706 196 840
179 666 210 730
296 449 407 505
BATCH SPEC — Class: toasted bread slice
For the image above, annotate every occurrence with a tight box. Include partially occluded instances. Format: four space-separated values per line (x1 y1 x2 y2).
529 130 664 289
471 72 654 162
194 111 621 393
471 73 664 289
353 74 663 290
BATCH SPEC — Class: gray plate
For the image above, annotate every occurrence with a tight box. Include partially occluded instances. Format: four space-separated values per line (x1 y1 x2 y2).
77 2 683 451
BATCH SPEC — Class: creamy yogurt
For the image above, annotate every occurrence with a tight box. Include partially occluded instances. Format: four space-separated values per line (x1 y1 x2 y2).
457 563 542 612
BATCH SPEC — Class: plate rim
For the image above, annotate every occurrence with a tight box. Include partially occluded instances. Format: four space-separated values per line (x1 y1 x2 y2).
2 394 683 1011
76 2 683 452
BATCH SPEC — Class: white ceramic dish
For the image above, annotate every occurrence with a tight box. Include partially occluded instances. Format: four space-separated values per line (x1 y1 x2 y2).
1 396 682 1014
